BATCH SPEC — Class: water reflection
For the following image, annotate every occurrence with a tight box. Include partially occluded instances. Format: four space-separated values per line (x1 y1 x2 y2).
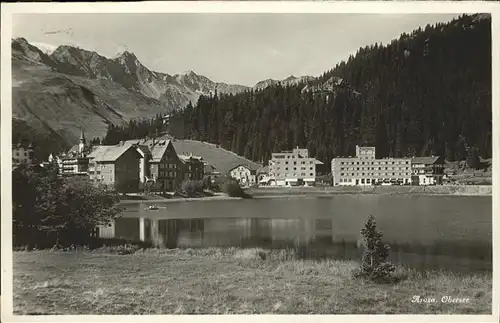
98 216 492 273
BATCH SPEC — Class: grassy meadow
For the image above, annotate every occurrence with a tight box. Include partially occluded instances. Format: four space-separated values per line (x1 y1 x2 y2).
13 247 491 315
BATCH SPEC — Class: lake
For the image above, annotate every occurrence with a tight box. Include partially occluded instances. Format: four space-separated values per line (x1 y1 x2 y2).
100 195 492 273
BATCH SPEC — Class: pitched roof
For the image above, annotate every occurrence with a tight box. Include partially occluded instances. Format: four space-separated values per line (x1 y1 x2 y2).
149 142 170 163
411 156 443 165
163 138 262 174
135 145 151 157
68 144 79 154
123 139 172 162
87 144 139 162
178 154 203 163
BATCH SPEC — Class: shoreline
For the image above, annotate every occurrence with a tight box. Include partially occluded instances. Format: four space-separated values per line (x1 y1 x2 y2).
120 185 491 204
248 185 492 197
119 194 241 205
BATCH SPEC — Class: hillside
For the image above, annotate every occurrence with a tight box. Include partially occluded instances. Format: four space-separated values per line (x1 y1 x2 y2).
167 138 262 174
11 38 249 157
170 14 491 166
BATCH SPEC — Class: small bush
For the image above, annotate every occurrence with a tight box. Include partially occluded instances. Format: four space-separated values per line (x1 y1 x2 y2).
353 215 395 283
221 177 249 198
181 179 205 197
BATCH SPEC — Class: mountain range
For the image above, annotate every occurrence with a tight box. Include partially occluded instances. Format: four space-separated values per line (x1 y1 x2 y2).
11 37 315 152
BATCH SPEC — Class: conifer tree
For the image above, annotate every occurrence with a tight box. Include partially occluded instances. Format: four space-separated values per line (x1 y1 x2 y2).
354 215 396 283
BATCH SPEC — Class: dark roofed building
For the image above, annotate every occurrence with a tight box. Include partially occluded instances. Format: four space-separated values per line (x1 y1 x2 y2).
411 156 445 185
178 154 205 181
143 139 182 192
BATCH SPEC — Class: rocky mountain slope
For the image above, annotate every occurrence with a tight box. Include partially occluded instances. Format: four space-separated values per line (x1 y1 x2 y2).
11 37 325 155
11 38 250 151
253 75 315 91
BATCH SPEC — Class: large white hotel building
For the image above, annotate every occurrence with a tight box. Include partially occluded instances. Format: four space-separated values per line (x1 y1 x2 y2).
268 147 323 186
331 146 412 186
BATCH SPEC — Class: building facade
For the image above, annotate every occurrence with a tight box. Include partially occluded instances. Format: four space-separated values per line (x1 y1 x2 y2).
178 154 205 181
12 143 35 167
147 140 182 192
58 130 92 176
59 156 90 176
229 165 257 187
268 147 323 186
331 146 412 186
87 144 142 193
411 156 445 185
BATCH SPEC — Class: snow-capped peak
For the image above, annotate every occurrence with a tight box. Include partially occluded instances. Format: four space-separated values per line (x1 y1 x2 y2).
28 42 58 55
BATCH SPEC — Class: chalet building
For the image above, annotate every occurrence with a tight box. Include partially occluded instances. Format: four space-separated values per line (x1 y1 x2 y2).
87 143 142 193
146 139 182 192
411 156 445 185
178 154 205 181
268 147 324 186
331 146 412 186
12 142 35 167
228 164 259 187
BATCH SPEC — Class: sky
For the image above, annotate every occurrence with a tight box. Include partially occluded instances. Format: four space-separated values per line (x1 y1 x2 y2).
12 13 459 86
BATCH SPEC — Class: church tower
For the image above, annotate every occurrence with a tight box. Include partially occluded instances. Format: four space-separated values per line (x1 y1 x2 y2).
79 129 86 157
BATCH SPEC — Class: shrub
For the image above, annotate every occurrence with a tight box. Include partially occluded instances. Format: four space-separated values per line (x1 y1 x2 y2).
221 177 247 197
353 215 395 283
12 164 123 248
181 179 205 197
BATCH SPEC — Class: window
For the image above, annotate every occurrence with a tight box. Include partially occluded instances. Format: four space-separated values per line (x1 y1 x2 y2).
310 173 314 176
